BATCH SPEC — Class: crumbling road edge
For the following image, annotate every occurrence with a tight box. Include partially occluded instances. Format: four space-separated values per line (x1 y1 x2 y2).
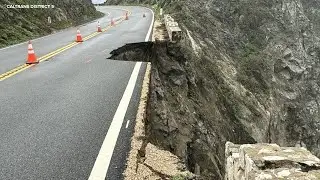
123 62 151 179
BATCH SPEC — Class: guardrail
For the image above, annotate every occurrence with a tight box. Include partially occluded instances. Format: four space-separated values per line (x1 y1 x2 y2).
163 14 182 42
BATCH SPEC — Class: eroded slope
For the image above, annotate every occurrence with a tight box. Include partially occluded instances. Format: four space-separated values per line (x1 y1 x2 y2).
109 0 320 179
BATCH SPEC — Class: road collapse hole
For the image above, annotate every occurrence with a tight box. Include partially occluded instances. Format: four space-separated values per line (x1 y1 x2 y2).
108 42 154 62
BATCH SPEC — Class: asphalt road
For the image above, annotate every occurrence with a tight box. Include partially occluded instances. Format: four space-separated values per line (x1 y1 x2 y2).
0 6 153 180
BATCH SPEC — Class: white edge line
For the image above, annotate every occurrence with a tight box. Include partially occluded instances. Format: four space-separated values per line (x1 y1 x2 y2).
88 62 142 180
88 7 154 180
125 120 130 129
144 7 155 42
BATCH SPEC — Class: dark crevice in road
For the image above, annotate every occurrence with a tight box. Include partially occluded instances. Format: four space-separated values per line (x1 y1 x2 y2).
108 42 154 62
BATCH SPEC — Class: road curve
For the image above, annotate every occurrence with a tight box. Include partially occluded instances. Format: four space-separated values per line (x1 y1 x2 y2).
0 6 153 180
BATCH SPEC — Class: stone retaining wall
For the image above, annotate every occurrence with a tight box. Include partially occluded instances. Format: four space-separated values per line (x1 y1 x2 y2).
225 142 320 180
163 14 182 42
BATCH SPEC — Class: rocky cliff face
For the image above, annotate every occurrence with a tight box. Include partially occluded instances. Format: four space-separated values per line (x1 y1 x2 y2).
0 0 103 47
109 0 320 179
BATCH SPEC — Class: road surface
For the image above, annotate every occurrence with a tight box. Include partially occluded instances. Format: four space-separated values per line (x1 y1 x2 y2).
0 6 153 180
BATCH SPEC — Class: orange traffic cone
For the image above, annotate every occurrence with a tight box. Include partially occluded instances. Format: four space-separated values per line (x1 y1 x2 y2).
26 41 39 64
97 21 102 32
125 12 129 20
111 18 115 26
76 29 83 42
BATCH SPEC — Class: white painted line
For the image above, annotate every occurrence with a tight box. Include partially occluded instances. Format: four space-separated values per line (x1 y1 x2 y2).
88 62 142 180
125 120 130 129
144 7 155 42
88 7 154 180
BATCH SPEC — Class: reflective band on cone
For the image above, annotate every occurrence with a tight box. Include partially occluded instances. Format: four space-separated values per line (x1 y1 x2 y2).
111 18 115 26
26 41 39 64
76 29 83 42
97 21 102 32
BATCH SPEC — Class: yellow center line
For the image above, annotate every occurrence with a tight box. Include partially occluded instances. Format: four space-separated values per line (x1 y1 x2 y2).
83 32 99 41
0 9 131 82
1 64 33 80
0 64 28 79
38 42 77 61
38 43 78 63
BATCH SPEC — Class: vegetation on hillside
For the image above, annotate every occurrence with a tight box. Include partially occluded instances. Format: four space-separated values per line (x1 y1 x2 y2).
0 0 103 47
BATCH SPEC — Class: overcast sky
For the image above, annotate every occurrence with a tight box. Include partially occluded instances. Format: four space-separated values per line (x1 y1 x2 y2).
91 0 105 4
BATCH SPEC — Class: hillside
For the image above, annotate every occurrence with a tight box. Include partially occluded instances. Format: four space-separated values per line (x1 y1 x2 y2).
0 0 103 47
107 0 320 179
